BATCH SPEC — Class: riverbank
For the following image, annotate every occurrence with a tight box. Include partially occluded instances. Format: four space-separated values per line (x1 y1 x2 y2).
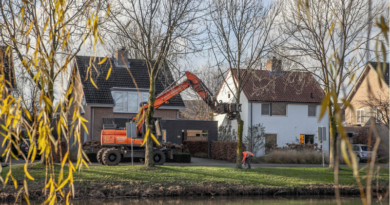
0 163 388 202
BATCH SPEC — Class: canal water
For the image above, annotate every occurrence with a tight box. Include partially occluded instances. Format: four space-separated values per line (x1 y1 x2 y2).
68 196 387 205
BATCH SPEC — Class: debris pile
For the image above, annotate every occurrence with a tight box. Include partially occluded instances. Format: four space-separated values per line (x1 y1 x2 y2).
158 142 184 151
52 141 67 163
82 140 102 152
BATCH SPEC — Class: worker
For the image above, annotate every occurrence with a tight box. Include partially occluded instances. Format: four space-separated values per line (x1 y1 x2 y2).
242 151 254 169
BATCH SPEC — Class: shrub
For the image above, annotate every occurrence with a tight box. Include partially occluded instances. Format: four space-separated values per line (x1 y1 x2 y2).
183 140 208 155
193 152 208 158
52 141 67 163
211 141 246 162
264 150 345 164
173 153 191 163
352 127 377 145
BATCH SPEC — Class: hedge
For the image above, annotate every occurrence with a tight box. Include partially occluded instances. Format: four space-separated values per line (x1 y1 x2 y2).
172 153 191 163
183 140 208 155
211 141 246 162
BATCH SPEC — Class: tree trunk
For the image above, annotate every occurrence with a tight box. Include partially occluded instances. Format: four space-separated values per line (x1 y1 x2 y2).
144 79 156 167
236 114 243 169
328 108 337 169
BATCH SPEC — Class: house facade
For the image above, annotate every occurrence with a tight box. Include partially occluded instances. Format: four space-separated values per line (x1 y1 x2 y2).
343 62 389 157
215 58 329 156
70 49 185 143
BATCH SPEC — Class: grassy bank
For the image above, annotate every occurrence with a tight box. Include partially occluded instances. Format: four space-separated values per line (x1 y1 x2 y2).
0 163 388 201
2 163 389 187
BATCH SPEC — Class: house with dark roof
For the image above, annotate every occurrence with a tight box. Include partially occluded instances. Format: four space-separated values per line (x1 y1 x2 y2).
215 58 329 156
343 62 389 157
71 49 185 142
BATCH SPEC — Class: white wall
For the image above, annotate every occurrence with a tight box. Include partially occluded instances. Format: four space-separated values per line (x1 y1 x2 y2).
248 102 329 156
215 70 329 157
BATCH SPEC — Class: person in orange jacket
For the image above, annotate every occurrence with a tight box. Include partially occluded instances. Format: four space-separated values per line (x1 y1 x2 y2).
242 151 254 169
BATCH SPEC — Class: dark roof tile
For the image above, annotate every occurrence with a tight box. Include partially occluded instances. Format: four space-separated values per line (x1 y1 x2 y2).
75 56 184 106
231 69 324 103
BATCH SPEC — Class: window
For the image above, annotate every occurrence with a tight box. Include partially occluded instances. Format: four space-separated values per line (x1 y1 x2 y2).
376 108 382 123
228 93 230 98
265 134 277 154
112 91 149 113
304 135 314 144
357 109 365 124
261 104 270 115
353 146 359 151
262 103 287 116
272 103 286 116
308 105 316 116
187 130 208 141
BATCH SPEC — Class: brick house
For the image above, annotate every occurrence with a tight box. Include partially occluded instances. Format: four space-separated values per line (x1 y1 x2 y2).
0 46 17 154
343 62 389 156
215 58 329 156
70 49 185 143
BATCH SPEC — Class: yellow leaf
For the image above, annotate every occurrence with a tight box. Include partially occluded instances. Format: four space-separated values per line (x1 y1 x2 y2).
24 164 35 180
106 67 112 80
26 21 34 36
80 121 89 134
90 78 98 89
98 56 107 65
44 178 52 189
150 133 160 146
318 93 330 121
61 152 68 168
140 129 150 147
326 22 335 40
11 175 17 189
23 194 30 205
23 108 32 121
341 139 351 166
56 178 69 191
43 96 53 107
106 5 111 18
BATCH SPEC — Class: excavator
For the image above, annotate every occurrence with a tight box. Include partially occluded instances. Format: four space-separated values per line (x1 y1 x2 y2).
97 71 241 165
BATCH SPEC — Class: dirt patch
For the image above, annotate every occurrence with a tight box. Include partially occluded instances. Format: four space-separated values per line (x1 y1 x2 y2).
0 182 387 202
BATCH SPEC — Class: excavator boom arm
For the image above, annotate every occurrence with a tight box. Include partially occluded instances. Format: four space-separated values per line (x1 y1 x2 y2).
134 71 241 134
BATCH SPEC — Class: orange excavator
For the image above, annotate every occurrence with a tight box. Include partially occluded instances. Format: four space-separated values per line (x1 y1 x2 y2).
98 71 241 165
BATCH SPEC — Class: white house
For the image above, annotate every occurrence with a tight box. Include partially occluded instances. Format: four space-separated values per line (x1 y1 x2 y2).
215 58 329 156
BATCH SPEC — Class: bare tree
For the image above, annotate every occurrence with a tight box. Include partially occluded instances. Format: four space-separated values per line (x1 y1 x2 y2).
106 0 203 167
278 0 385 170
244 123 266 156
358 92 389 129
218 124 237 142
207 0 281 168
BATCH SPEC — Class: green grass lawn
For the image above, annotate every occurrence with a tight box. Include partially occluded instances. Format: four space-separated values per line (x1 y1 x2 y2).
2 163 389 188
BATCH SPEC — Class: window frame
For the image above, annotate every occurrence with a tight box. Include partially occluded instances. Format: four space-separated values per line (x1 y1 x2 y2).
112 90 149 113
308 105 316 117
261 103 270 115
356 109 365 124
271 103 287 116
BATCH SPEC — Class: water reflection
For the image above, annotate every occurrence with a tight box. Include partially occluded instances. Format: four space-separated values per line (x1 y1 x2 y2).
69 196 387 205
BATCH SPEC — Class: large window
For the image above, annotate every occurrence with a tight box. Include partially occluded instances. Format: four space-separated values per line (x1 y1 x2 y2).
376 108 382 123
262 103 287 116
357 109 365 124
112 91 149 113
308 105 316 116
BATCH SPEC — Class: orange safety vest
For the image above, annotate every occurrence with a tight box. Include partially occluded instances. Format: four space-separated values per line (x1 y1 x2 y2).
242 151 254 164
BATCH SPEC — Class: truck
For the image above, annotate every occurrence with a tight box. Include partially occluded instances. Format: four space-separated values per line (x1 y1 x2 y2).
97 71 241 165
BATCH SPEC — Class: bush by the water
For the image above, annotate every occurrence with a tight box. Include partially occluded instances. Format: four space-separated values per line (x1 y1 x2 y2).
263 150 345 164
173 153 191 163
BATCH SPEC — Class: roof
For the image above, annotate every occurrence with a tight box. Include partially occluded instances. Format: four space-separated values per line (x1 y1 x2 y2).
74 56 184 107
368 62 389 86
345 62 389 103
230 69 324 103
0 46 16 88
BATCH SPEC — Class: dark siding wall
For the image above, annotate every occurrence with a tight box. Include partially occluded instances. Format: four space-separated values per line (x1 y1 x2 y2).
160 120 218 157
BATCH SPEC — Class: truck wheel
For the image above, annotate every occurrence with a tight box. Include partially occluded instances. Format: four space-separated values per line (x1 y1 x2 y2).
153 150 166 165
102 149 121 166
97 148 107 165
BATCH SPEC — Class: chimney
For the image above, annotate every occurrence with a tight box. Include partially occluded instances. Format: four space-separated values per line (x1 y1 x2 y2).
266 57 282 73
115 47 129 66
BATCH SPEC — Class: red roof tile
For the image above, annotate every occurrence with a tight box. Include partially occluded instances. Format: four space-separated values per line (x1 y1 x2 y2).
231 69 324 103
